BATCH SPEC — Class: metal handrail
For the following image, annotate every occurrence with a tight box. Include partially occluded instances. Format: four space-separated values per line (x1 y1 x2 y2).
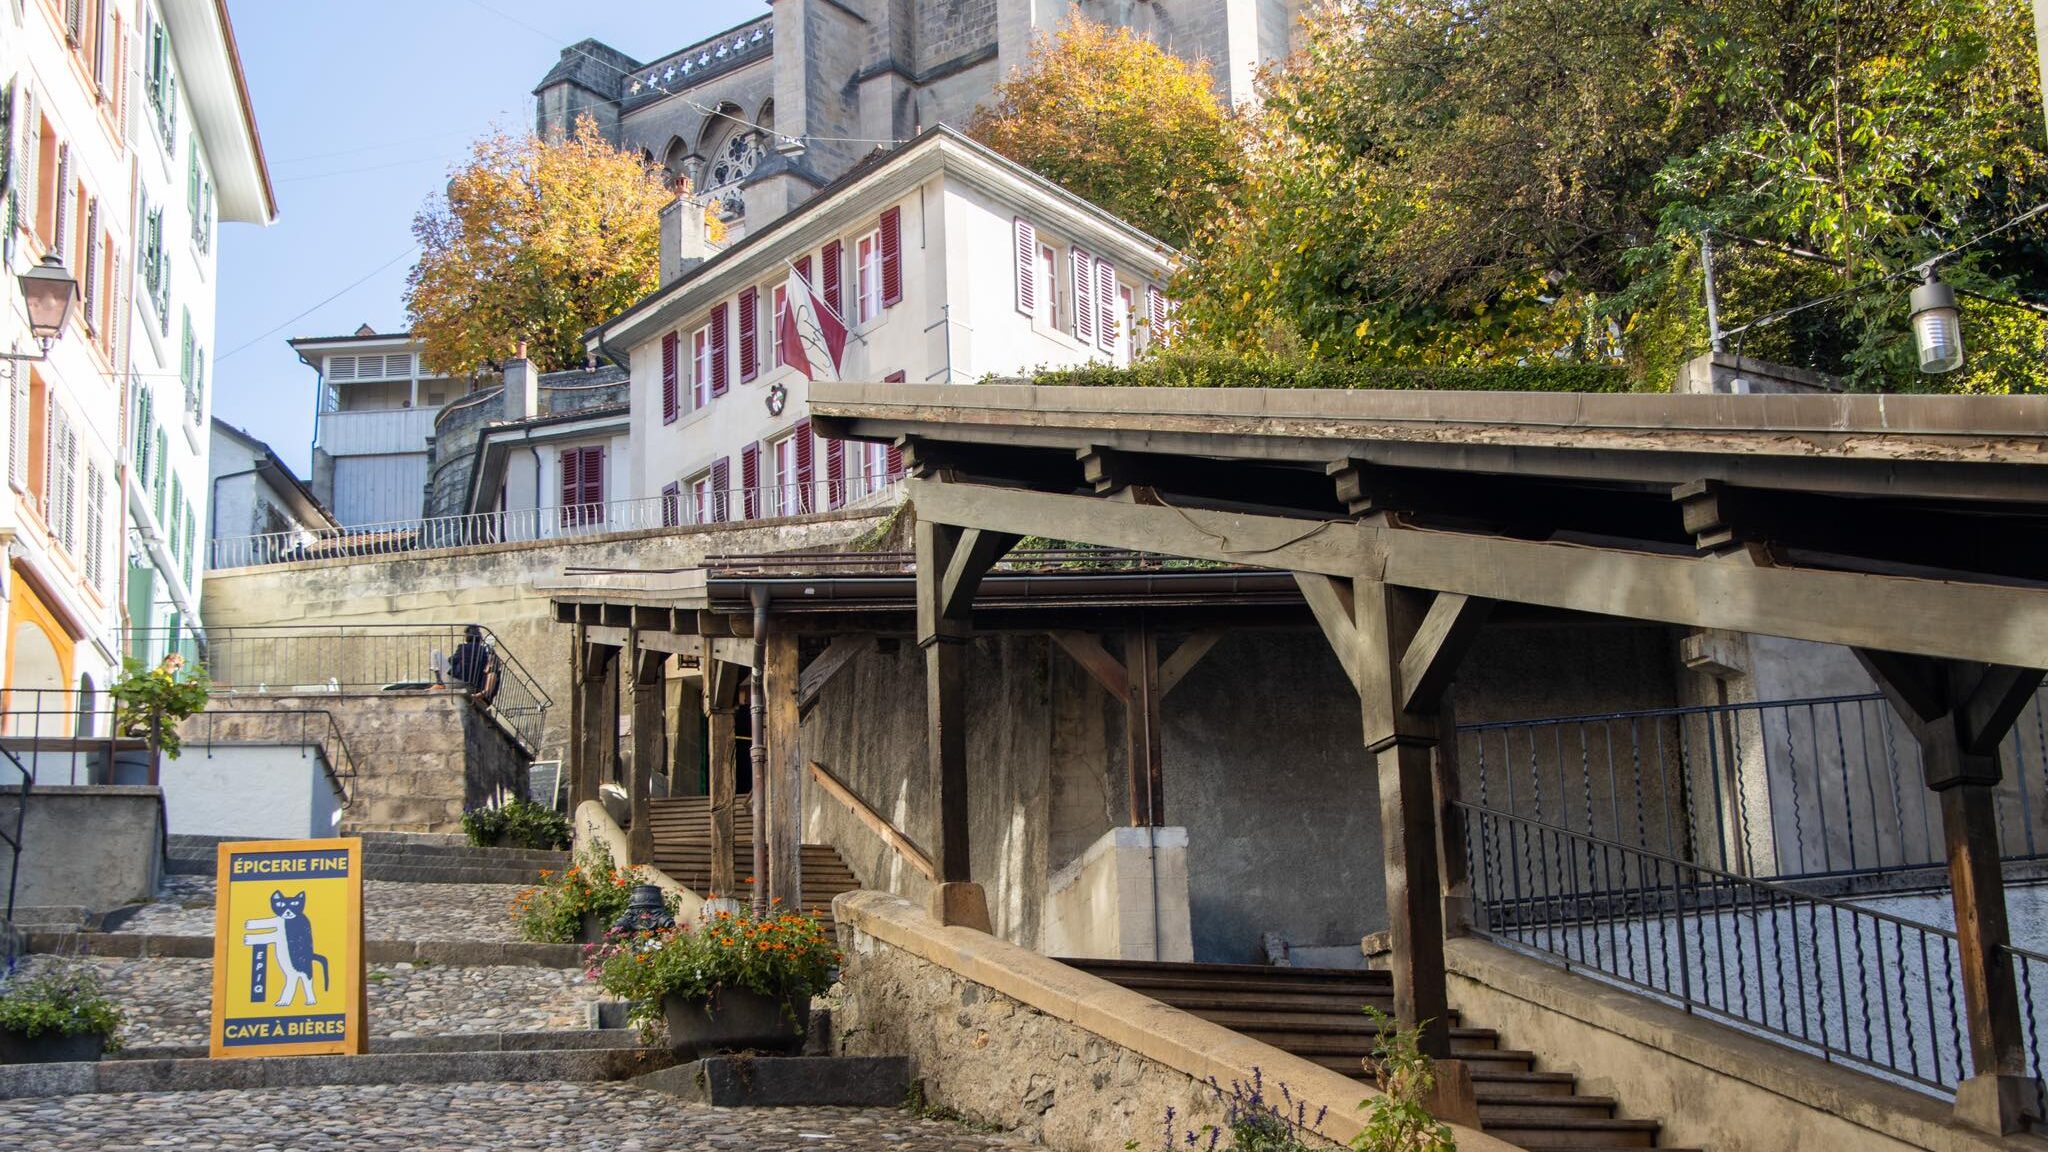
1460 799 1982 1095
207 477 904 570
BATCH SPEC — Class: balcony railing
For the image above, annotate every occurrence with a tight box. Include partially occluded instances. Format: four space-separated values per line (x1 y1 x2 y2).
209 476 903 570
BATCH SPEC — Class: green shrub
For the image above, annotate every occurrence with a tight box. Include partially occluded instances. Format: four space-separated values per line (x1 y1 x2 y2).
509 841 637 943
0 964 123 1047
462 796 570 850
1034 350 1629 394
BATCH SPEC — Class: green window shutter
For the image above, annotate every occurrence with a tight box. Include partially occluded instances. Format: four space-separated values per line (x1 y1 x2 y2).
153 428 167 520
186 140 198 215
183 508 194 586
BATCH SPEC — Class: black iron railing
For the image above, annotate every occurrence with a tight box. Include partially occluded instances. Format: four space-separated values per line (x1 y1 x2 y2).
126 624 552 754
1457 801 2022 1096
0 735 28 934
1459 690 2048 883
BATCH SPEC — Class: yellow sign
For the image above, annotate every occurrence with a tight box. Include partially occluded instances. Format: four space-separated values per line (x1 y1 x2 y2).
209 838 366 1058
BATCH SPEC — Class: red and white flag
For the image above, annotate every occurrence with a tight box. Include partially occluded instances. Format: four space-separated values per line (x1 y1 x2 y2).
776 266 848 381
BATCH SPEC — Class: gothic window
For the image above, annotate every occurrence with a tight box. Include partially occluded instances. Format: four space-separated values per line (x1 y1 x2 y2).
702 129 762 223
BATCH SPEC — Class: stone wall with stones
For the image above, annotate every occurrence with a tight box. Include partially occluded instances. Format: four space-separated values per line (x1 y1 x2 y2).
201 507 892 765
834 918 1228 1150
182 693 527 834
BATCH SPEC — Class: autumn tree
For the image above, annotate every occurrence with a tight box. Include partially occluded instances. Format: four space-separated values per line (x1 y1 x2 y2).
969 11 1239 248
406 116 673 376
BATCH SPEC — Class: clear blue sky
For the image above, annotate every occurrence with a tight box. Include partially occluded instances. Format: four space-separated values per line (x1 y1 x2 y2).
214 0 766 475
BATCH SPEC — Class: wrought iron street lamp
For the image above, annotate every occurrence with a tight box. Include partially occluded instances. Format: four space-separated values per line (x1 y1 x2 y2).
3 255 80 362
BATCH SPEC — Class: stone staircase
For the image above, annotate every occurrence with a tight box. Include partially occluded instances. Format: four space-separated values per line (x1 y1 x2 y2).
163 832 567 885
647 795 861 922
1065 959 1701 1151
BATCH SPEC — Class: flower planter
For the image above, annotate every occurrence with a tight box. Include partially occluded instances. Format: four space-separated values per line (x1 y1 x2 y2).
662 988 805 1059
0 1029 107 1065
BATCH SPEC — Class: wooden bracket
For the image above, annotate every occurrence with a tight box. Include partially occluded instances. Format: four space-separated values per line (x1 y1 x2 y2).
1050 631 1130 698
1293 572 1363 694
1399 594 1495 714
1078 445 1131 494
1158 629 1225 699
1327 457 1379 517
940 529 1021 621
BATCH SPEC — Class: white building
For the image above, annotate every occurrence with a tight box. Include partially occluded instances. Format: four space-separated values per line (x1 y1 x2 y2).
1 0 271 719
207 418 332 557
292 327 486 529
573 127 1171 524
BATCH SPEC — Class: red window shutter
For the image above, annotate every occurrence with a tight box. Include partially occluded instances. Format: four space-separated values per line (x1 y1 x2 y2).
825 431 845 509
1097 260 1119 351
883 370 907 382
879 206 902 307
881 372 906 478
661 332 679 423
584 445 605 521
661 481 680 527
793 418 814 513
821 241 842 320
709 302 729 395
795 254 812 289
740 443 760 520
1013 219 1036 315
1072 249 1096 344
738 287 759 383
710 457 731 523
558 448 581 526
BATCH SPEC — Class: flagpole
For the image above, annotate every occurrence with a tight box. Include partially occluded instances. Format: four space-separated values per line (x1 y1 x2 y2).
779 256 870 346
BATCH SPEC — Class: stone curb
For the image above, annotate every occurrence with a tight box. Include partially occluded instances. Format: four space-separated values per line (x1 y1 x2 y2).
0 1046 676 1099
635 1056 911 1107
25 932 585 969
164 857 552 884
113 1028 652 1062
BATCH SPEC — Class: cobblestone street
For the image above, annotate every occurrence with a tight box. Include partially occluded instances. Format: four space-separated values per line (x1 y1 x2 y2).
12 956 600 1047
0 1082 1033 1150
107 876 530 942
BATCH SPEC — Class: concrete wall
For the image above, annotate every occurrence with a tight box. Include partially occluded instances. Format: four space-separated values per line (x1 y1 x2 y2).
156 743 345 840
200 508 890 764
1041 825 1193 961
0 786 164 914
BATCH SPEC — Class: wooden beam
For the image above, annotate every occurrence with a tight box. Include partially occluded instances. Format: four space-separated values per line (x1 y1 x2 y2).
710 637 754 670
1962 666 2047 756
909 477 2048 669
1856 648 1949 724
627 643 667 866
916 518 990 931
798 636 872 718
1129 619 1164 826
705 697 738 897
625 630 699 656
1293 573 1363 694
809 760 936 882
1050 631 1129 699
1158 629 1225 699
939 528 1021 621
1398 594 1495 715
585 623 633 650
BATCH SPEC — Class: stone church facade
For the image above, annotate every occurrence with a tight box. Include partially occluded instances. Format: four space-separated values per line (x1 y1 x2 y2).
533 0 1298 238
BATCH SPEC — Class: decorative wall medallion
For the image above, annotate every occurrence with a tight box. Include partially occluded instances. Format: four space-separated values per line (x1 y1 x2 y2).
766 383 788 416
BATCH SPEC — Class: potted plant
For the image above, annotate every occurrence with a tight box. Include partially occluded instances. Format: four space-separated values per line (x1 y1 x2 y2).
0 964 123 1064
591 905 838 1058
111 654 211 766
462 796 571 850
509 842 636 943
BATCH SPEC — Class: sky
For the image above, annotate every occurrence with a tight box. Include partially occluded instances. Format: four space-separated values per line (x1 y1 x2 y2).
213 0 768 476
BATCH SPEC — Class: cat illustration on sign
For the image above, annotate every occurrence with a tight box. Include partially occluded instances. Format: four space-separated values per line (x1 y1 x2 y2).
241 891 331 1008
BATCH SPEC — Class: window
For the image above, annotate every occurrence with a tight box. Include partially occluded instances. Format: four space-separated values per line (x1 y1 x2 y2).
1116 284 1135 367
145 7 177 151
848 440 888 501
559 445 604 526
688 474 712 525
855 230 882 324
1038 245 1057 327
769 432 798 517
690 325 711 409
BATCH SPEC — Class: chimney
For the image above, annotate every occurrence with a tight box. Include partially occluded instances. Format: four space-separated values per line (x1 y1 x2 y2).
659 181 713 287
504 342 538 421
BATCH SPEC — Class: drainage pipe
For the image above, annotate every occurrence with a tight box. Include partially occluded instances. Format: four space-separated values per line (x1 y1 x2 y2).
749 587 770 916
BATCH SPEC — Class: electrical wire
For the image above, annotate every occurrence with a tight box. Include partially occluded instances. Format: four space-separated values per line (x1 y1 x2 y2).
216 246 420 363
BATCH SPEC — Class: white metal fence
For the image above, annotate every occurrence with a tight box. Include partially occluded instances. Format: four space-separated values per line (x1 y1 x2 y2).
209 477 902 569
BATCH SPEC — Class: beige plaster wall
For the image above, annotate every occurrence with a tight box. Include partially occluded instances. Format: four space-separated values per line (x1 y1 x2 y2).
201 508 891 766
1041 825 1192 962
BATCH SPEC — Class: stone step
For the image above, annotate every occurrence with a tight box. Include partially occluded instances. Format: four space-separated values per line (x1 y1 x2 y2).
1475 1093 1619 1124
168 832 569 866
1480 1117 1663 1149
0 1046 674 1100
26 931 583 969
112 1028 652 1061
635 1056 910 1107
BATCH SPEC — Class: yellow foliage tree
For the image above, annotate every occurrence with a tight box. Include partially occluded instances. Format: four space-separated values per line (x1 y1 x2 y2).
405 116 673 376
968 10 1239 249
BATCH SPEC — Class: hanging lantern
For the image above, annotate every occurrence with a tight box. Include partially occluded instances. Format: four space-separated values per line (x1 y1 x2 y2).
1909 270 1964 375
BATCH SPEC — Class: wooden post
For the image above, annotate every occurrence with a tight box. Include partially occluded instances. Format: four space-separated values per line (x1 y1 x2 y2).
763 631 803 914
916 516 1016 932
706 657 741 899
1858 652 2046 1135
571 635 619 812
1435 695 1473 936
628 642 667 867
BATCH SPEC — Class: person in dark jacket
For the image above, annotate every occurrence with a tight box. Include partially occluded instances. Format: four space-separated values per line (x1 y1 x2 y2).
449 625 500 705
